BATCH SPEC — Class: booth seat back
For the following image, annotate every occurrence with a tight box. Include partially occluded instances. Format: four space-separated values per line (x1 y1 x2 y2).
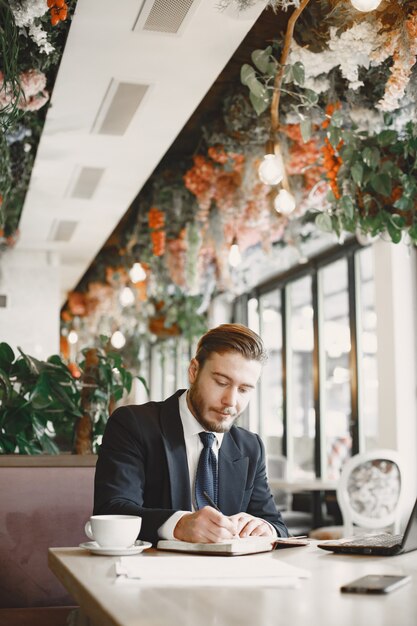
0 466 94 608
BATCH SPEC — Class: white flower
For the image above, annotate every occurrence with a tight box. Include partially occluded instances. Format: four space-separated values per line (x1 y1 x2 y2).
10 0 54 54
9 0 48 27
289 22 382 92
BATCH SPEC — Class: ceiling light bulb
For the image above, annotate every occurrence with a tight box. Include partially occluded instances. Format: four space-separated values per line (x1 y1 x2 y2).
119 286 135 307
258 154 284 185
350 0 382 12
111 330 126 349
129 262 146 283
274 189 296 215
228 238 241 268
68 330 78 345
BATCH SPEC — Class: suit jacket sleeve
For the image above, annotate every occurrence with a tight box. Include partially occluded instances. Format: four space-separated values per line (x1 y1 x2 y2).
246 434 289 538
93 405 178 545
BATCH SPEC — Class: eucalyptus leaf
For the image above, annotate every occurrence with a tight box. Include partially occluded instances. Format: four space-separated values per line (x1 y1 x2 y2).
251 47 274 74
249 91 269 116
303 88 318 105
246 74 268 99
331 110 343 127
315 213 334 233
351 162 363 185
240 64 256 87
341 196 355 220
329 126 342 149
300 118 312 142
291 62 305 86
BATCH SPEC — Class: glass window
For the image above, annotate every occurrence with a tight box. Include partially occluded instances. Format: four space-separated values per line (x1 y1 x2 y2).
287 275 315 479
258 289 283 459
320 259 352 479
357 247 378 450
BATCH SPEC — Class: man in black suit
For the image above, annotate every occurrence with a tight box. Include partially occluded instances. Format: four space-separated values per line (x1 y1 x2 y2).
94 324 289 544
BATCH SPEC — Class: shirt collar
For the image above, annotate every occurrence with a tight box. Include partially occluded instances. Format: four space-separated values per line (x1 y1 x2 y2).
178 390 224 447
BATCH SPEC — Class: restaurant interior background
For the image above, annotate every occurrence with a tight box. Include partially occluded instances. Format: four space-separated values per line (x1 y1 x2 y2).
1 0 416 523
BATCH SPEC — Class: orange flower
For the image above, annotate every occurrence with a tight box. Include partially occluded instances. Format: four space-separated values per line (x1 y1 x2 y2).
148 207 165 229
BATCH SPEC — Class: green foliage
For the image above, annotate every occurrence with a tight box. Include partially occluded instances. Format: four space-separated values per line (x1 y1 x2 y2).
319 116 417 245
0 339 141 455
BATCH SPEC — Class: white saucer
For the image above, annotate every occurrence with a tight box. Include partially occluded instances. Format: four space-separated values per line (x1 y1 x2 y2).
79 540 152 556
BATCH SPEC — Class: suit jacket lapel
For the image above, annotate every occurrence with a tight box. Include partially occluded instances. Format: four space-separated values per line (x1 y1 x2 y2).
160 390 192 510
218 431 248 515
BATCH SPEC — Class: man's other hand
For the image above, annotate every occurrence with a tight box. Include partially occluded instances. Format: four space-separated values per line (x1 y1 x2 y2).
228 512 274 537
173 506 238 543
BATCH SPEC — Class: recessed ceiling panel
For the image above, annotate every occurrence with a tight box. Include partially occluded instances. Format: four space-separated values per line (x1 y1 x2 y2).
49 220 78 243
92 80 149 136
69 167 105 199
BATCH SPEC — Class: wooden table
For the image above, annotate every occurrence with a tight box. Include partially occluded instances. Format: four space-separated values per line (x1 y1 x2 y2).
49 543 417 626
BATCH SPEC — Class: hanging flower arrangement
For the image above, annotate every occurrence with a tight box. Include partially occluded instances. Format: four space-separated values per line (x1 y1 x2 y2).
0 0 76 241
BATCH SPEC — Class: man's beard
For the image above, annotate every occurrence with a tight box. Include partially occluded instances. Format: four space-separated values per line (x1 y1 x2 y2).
187 384 238 433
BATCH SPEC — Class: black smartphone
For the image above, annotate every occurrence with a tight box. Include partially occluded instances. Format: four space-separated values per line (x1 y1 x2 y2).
341 574 411 594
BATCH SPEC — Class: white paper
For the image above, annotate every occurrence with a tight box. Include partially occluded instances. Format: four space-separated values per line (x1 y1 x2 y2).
115 555 310 587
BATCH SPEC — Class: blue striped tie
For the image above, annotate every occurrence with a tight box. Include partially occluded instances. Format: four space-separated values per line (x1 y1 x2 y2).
195 432 218 509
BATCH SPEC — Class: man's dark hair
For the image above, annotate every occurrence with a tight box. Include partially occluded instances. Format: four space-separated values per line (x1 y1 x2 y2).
194 323 268 367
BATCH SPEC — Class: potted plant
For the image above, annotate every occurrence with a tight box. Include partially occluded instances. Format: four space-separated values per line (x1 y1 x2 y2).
0 339 146 455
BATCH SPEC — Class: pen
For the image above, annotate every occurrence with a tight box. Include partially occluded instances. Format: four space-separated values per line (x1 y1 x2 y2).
289 535 308 539
203 490 221 512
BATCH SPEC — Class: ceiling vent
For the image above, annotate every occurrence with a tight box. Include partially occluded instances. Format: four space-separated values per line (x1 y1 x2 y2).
69 166 105 199
0 294 7 308
91 80 149 136
48 220 78 242
133 0 199 34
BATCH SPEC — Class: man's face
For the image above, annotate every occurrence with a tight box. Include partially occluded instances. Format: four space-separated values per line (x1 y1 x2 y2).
187 351 262 433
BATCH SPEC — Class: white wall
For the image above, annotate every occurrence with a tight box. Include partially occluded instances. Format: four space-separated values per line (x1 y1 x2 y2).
0 248 61 359
373 240 417 524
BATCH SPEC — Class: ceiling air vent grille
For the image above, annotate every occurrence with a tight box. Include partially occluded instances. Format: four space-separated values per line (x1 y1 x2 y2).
49 220 78 242
92 80 149 136
135 0 197 34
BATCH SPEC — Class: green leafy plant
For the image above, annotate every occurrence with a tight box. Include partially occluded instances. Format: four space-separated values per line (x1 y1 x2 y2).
0 342 82 454
313 115 417 244
0 339 146 455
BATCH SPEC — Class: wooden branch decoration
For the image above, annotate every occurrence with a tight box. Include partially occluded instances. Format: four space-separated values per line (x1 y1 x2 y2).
270 0 312 135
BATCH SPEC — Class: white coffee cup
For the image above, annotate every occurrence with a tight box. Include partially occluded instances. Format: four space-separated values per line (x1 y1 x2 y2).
84 515 142 548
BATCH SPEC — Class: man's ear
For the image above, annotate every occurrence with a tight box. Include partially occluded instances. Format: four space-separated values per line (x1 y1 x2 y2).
188 358 199 384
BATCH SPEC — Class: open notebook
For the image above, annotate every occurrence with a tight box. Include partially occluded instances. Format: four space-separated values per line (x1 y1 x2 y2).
318 498 417 556
157 536 307 556
157 536 275 555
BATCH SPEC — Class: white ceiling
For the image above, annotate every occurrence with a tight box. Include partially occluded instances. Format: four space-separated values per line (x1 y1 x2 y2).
18 0 267 301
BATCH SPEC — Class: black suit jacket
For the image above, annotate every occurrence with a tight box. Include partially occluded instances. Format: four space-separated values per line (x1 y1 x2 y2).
94 390 289 544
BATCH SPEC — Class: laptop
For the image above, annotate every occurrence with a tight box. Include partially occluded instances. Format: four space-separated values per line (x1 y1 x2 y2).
317 497 417 556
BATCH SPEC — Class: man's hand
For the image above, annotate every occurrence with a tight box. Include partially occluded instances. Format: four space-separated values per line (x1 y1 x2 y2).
174 506 238 543
228 512 274 538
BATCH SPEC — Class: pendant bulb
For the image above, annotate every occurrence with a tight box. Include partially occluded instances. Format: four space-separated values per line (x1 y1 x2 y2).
350 0 382 12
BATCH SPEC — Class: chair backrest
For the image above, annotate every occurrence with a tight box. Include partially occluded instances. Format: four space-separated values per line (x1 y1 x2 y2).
336 449 404 536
